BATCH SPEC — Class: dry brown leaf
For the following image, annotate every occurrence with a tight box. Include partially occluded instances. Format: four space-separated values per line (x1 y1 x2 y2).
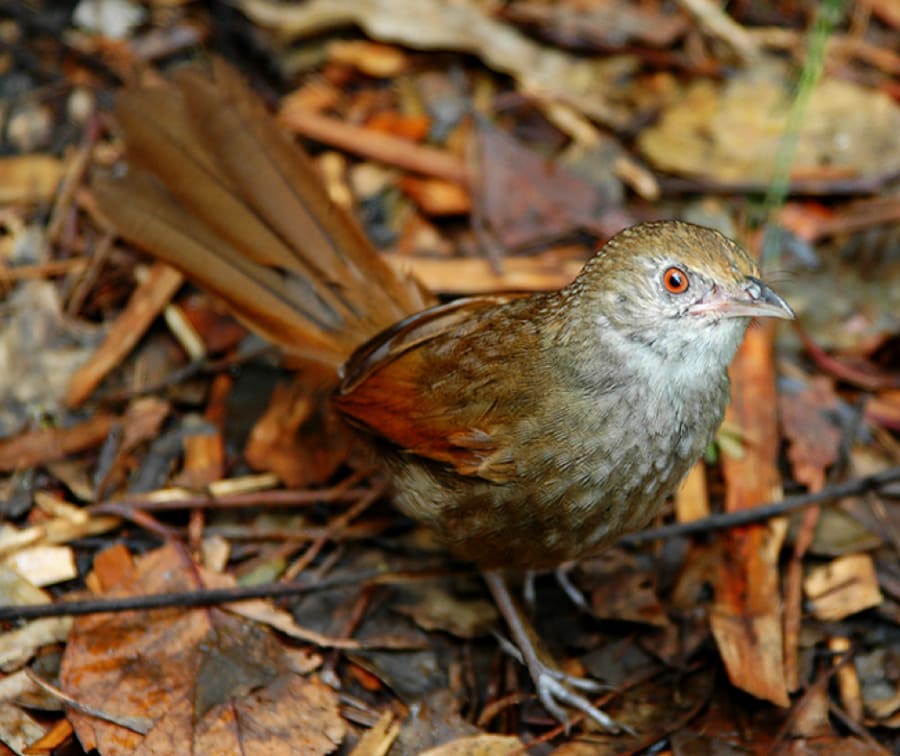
383 247 584 294
0 414 117 473
177 432 225 488
711 324 790 707
3 545 76 587
0 565 72 673
474 120 611 250
60 543 345 755
393 584 498 639
674 460 710 523
0 701 46 754
503 1 689 48
348 709 399 756
779 376 842 491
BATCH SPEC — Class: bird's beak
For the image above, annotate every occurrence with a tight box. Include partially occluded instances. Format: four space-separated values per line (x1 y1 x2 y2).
689 276 794 320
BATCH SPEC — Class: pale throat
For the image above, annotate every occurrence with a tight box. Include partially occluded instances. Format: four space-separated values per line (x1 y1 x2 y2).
593 312 747 400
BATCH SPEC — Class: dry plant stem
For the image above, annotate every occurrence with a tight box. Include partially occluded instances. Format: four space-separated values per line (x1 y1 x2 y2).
796 326 900 391
0 573 375 622
47 114 100 244
476 690 531 730
483 570 627 734
25 669 152 735
321 583 375 687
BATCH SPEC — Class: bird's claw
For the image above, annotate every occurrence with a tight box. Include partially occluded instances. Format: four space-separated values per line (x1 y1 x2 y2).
543 666 606 692
530 660 634 735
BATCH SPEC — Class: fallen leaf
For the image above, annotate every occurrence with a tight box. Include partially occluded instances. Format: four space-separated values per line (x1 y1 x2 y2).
779 376 842 490
60 543 346 755
639 64 900 189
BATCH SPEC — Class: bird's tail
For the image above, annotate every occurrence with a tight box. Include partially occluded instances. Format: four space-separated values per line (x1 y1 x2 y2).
92 59 430 371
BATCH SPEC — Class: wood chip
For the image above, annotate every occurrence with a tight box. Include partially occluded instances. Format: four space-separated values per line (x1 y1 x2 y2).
804 553 884 621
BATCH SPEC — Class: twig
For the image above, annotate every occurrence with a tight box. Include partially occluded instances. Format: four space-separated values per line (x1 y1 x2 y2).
621 466 900 545
0 568 460 623
278 107 467 183
0 572 366 623
677 0 759 62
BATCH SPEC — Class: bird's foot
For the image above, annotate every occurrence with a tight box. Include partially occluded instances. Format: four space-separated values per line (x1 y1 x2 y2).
553 564 592 613
522 564 592 615
484 569 633 735
528 658 633 734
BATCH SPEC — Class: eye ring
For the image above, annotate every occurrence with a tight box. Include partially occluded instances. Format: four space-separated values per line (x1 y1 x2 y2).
662 266 690 294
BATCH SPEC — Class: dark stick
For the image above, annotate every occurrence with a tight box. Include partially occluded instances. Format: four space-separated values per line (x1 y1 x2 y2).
0 570 377 622
621 466 900 545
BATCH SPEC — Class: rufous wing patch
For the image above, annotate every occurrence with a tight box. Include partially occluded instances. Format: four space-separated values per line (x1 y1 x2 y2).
334 296 525 484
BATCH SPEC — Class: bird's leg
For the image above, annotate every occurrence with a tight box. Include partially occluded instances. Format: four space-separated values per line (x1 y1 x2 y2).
522 565 592 615
482 569 630 733
554 564 592 614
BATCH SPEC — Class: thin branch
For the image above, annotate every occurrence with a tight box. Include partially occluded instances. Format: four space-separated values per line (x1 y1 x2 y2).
0 567 458 623
622 466 900 545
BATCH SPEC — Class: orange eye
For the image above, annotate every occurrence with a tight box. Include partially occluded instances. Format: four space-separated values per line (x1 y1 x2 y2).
663 266 689 294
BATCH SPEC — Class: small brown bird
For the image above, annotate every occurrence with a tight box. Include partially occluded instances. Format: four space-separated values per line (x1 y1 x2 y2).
93 61 793 731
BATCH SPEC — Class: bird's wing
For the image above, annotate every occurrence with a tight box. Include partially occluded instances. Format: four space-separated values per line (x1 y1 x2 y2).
334 294 529 483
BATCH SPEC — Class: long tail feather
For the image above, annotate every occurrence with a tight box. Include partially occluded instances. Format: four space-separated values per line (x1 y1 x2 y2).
93 60 431 370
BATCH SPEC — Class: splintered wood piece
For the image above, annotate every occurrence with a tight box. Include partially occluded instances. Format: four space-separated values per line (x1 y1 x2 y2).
710 322 790 708
65 261 184 407
804 554 884 621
